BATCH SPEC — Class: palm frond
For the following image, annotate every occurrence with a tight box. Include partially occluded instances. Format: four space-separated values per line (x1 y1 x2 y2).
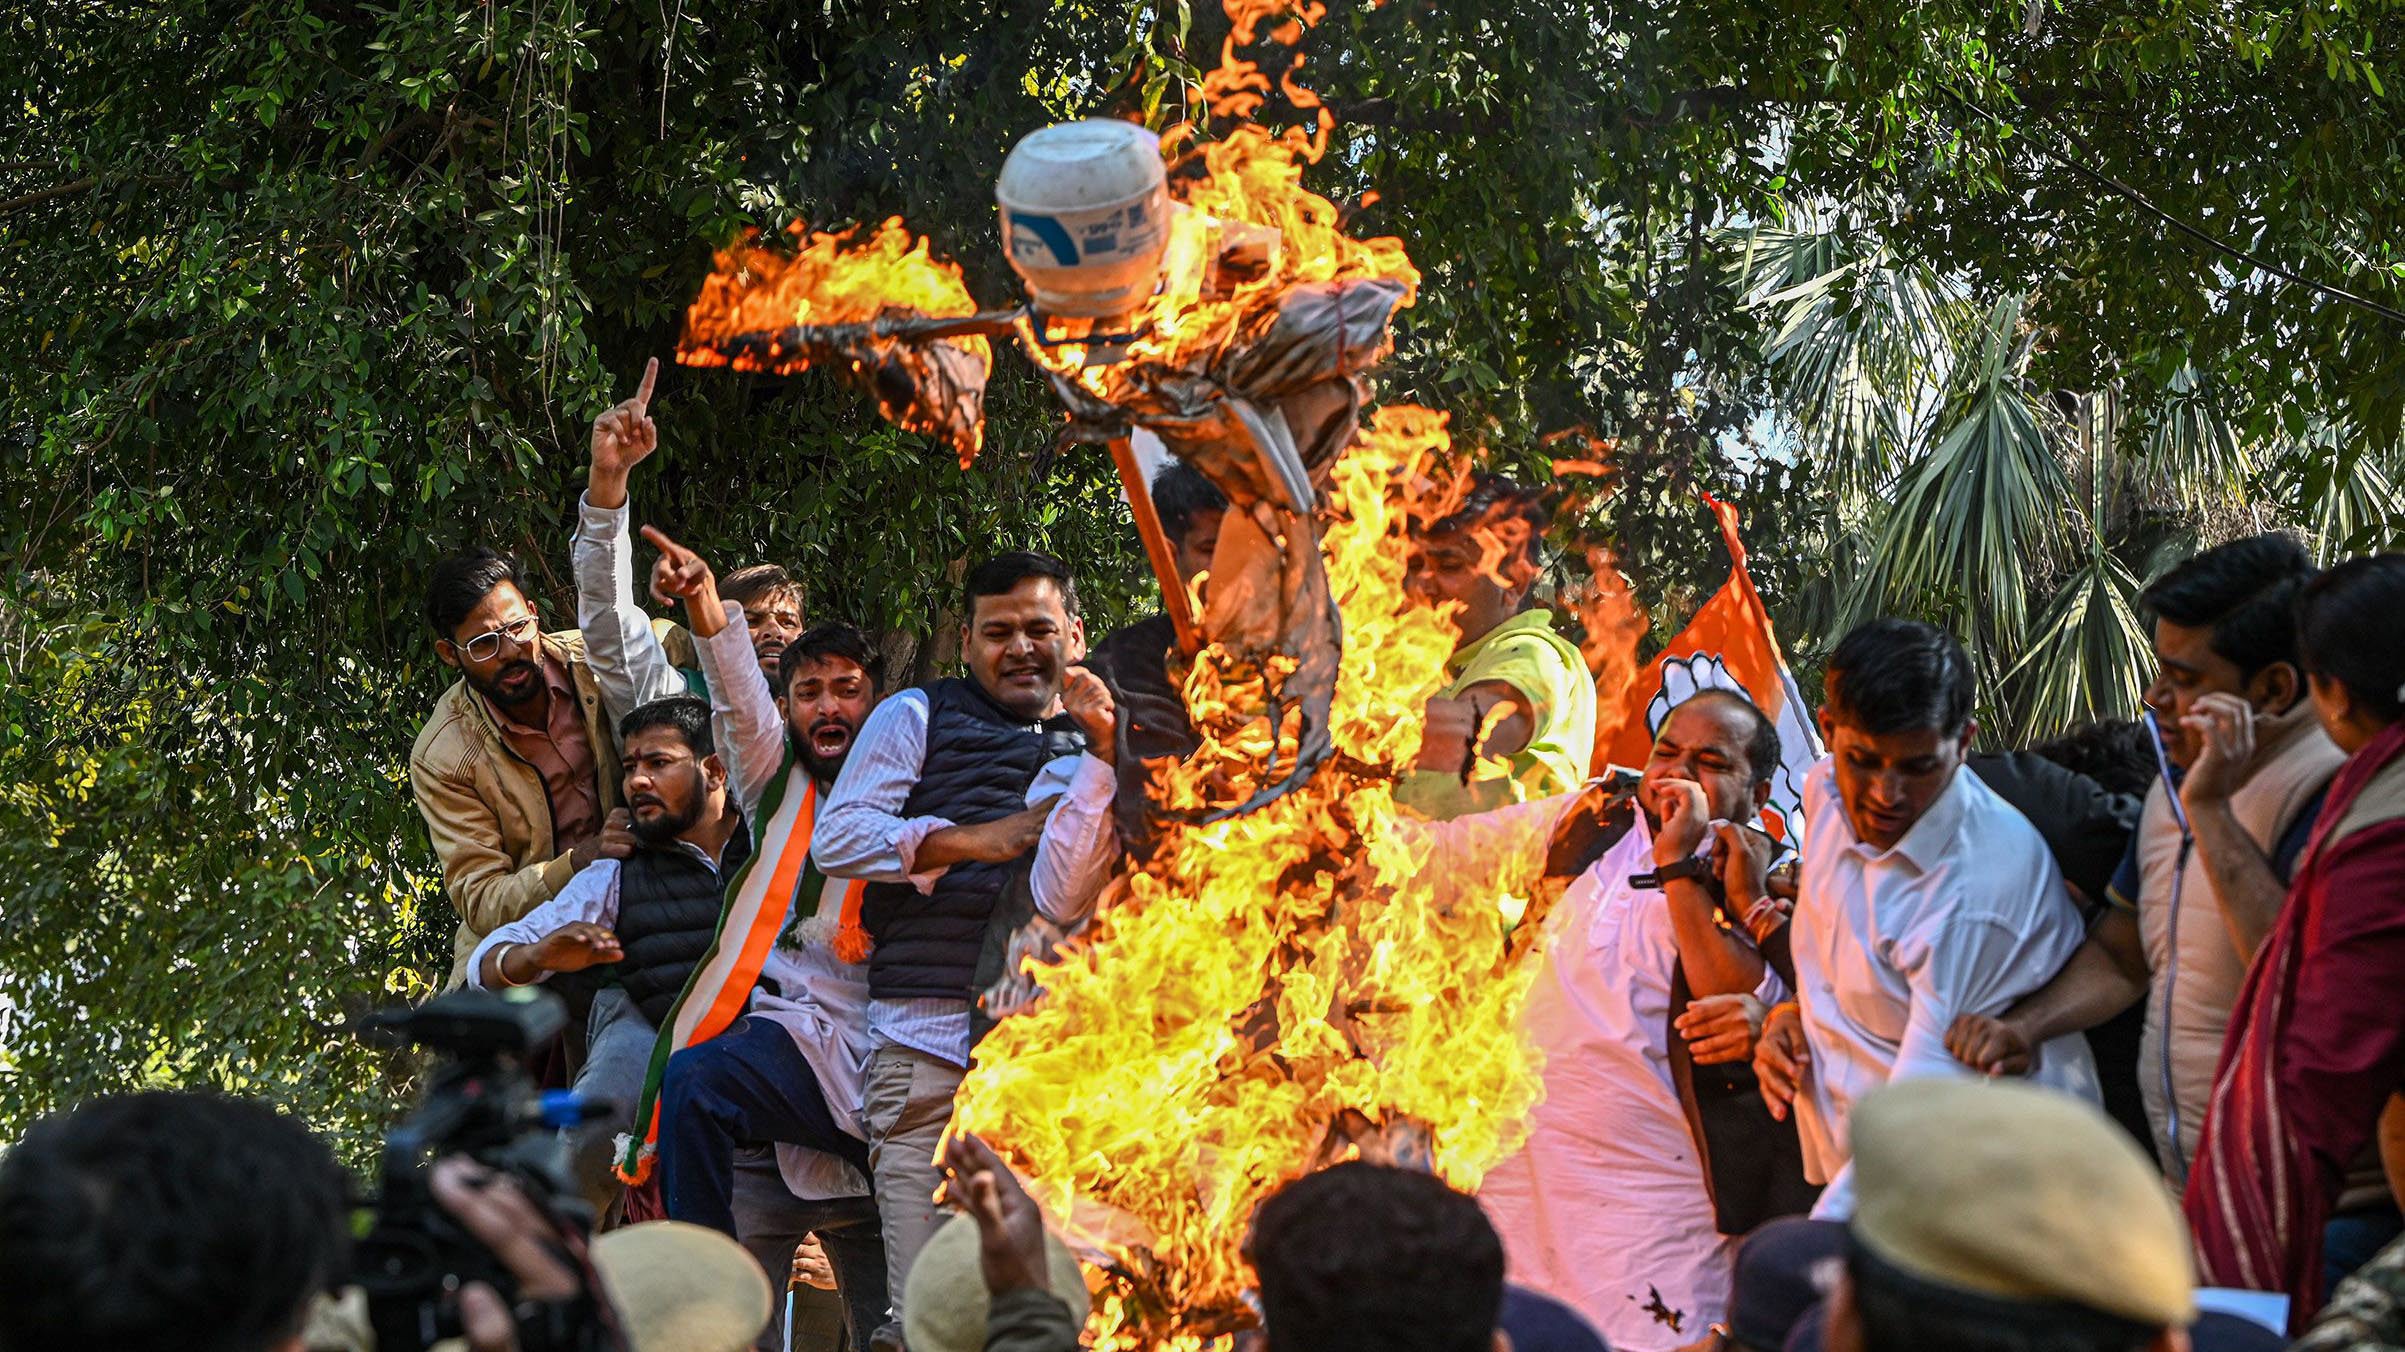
1725 215 1968 505
1849 295 2069 651
1996 549 2153 743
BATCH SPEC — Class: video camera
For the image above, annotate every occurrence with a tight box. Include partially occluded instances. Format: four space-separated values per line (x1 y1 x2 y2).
350 986 626 1352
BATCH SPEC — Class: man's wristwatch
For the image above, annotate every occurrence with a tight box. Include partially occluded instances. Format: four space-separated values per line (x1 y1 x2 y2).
1630 856 1715 890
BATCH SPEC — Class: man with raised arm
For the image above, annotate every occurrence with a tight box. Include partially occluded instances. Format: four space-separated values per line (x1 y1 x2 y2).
574 356 807 710
634 529 894 1350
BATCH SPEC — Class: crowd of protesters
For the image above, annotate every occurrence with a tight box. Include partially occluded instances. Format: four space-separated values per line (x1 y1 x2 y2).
5 356 2405 1352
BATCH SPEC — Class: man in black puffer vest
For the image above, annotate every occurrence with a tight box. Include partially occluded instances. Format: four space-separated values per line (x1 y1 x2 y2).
467 695 749 1209
815 551 1122 1349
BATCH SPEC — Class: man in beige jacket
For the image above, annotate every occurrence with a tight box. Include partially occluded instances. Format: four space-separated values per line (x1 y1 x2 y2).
1947 534 2343 1186
411 546 638 987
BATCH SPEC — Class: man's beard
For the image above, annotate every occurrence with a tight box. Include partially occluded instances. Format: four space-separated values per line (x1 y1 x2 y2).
793 716 859 784
628 792 701 845
467 657 544 711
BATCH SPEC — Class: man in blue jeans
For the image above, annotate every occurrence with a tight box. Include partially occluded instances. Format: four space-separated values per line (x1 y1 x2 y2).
641 532 897 1351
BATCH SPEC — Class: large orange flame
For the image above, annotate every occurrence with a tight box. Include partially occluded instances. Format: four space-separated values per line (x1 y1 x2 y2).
954 407 1551 1343
677 3 1570 1343
677 217 992 460
955 14 1554 1343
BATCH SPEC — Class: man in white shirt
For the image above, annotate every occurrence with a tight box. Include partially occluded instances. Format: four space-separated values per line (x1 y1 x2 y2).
812 551 1121 1349
571 369 888 1348
1755 618 2098 1217
1476 688 1792 1351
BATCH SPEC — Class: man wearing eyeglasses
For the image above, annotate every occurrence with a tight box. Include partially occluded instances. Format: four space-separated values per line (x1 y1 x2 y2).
411 546 639 990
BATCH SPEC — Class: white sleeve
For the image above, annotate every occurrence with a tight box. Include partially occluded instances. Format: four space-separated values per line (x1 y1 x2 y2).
1382 791 1575 916
811 690 953 889
1030 754 1121 926
572 492 685 722
465 861 622 989
695 600 786 816
1888 912 2034 1084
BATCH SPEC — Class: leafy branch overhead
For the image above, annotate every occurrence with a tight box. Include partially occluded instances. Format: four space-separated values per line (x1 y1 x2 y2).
4 0 2403 1149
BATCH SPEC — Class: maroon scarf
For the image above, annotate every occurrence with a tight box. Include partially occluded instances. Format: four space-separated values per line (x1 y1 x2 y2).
2184 718 2405 1331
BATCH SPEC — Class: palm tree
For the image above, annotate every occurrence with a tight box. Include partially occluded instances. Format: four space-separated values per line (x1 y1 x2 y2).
1725 209 2403 744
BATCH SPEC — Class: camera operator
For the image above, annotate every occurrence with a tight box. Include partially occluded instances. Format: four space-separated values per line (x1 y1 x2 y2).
0 1089 769 1352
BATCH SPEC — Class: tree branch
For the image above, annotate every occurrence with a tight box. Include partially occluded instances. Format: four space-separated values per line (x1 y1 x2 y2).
0 176 97 214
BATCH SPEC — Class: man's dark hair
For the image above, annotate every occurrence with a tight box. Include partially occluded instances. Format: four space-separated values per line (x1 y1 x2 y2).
1250 1162 1503 1352
1825 619 1976 737
721 562 805 612
425 548 525 638
1682 687 1783 788
2298 553 2405 723
2026 719 2156 800
2139 533 2317 680
777 623 887 699
1425 471 1552 541
964 551 1080 620
1152 462 1229 546
1848 1241 2157 1352
619 695 715 758
0 1091 351 1352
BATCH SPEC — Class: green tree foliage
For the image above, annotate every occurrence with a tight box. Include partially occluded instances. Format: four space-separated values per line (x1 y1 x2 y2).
6 0 2404 1149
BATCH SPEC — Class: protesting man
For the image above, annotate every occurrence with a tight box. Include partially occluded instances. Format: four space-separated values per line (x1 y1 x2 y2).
1755 619 2097 1214
1948 534 2339 1188
813 551 1121 1347
1476 688 1797 1350
639 525 895 1350
576 356 800 708
412 547 636 988
574 365 887 1346
466 697 772 1211
1397 471 1595 821
1085 462 1224 853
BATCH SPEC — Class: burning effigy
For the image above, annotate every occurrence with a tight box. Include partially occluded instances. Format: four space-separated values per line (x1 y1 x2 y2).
677 3 1565 1343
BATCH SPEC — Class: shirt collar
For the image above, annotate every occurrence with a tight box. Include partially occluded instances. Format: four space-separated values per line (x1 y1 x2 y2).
483 649 572 735
1448 609 1549 677
1876 768 1971 874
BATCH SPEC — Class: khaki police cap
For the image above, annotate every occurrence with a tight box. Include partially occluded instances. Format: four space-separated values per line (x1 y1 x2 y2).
591 1220 774 1352
1850 1078 2196 1328
904 1214 1093 1352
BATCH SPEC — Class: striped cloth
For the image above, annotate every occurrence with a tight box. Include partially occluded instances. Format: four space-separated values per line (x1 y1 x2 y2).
616 752 867 1184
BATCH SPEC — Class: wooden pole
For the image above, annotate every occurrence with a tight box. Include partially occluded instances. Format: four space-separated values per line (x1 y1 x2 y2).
1109 436 1203 655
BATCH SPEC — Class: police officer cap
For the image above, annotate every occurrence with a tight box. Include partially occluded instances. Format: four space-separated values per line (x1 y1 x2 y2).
1850 1078 2196 1328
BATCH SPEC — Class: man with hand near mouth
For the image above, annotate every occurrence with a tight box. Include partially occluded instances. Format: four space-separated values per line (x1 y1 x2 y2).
1753 619 2098 1220
813 550 1121 1351
1470 688 1799 1350
466 695 766 1212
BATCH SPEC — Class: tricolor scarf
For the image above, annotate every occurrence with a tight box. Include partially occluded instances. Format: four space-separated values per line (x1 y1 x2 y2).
2185 718 2405 1330
615 750 868 1184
